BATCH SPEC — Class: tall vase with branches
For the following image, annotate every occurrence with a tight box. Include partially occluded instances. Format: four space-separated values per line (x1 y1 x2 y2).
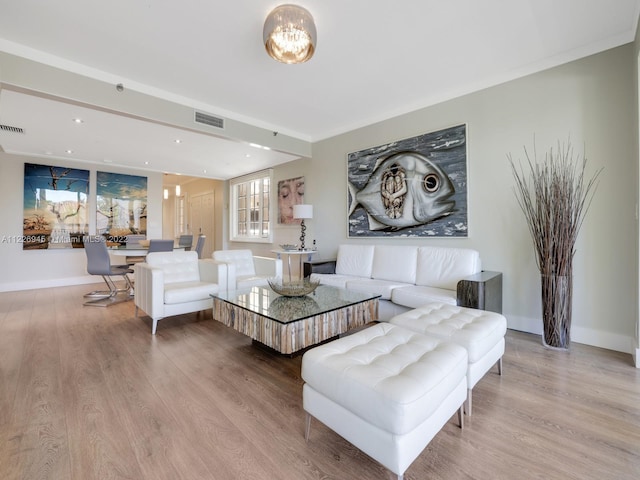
509 139 602 350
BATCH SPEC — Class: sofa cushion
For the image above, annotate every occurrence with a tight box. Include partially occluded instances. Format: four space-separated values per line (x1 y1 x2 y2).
335 244 375 278
345 278 411 300
371 245 418 284
146 251 201 284
213 249 256 277
391 285 457 309
164 281 220 304
415 247 481 290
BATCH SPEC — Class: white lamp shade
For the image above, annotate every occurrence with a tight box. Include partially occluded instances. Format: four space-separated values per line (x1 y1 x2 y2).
293 204 313 219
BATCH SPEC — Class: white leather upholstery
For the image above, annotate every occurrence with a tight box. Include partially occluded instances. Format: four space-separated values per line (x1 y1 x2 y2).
345 278 411 300
213 249 283 291
134 251 227 334
302 323 467 478
415 246 481 290
313 244 482 320
391 285 457 308
335 244 374 277
389 302 507 414
371 245 418 284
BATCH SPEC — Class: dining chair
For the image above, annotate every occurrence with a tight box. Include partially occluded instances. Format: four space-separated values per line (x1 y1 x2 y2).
178 234 194 251
83 235 134 306
194 234 206 259
148 239 175 253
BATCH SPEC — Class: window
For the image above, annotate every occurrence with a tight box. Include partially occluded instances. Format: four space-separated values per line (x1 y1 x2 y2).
230 169 273 243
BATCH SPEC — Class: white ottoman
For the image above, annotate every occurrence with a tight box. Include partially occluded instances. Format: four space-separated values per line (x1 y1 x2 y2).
302 323 468 480
389 302 507 415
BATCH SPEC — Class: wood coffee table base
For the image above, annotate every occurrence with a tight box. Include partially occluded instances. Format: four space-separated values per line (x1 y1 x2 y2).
212 296 379 355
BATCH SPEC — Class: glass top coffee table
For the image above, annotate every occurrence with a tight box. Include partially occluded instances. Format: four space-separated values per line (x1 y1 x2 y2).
211 285 380 355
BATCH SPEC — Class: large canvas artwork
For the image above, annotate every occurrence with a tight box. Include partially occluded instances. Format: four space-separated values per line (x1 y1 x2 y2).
96 171 147 242
347 124 468 237
23 163 90 249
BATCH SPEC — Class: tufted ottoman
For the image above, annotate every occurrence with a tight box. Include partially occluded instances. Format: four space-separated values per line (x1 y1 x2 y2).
301 323 468 480
389 302 507 415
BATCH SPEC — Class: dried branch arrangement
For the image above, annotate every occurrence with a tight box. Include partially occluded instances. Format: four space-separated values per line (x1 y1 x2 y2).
509 139 602 348
509 140 602 276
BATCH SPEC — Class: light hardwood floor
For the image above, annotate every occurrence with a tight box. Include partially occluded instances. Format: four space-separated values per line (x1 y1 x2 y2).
0 284 639 480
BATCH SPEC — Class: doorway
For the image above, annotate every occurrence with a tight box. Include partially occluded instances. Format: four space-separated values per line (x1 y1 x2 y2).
190 191 215 258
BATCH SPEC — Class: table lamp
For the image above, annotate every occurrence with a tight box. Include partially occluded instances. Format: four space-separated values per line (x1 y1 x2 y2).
293 204 313 250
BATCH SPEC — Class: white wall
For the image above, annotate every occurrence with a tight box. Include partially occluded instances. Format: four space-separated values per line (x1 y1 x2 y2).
309 45 638 356
0 153 164 291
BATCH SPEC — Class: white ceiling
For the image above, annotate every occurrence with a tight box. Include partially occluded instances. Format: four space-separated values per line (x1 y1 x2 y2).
0 0 639 180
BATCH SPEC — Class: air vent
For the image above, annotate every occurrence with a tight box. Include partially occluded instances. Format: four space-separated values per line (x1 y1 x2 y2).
0 124 25 134
194 111 225 129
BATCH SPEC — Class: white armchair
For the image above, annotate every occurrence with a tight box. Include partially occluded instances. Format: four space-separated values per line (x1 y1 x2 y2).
213 249 282 291
134 251 227 334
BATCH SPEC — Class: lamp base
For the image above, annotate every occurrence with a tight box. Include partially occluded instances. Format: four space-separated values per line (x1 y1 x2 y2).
299 219 307 250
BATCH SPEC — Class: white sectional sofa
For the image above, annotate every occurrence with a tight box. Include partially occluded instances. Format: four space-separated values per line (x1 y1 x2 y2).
306 244 501 320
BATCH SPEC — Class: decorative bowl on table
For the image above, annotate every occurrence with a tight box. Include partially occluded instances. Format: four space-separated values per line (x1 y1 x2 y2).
267 278 320 297
279 244 298 251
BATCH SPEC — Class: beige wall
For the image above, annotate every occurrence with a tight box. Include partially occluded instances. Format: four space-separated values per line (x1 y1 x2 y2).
0 153 164 290
309 44 638 356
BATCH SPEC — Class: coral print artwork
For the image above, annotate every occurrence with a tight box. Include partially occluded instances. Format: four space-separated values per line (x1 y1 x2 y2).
347 124 468 238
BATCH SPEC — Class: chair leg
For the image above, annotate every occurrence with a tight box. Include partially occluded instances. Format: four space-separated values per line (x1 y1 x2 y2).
152 318 159 335
497 357 503 376
84 275 115 298
465 389 473 416
304 413 312 442
458 405 464 429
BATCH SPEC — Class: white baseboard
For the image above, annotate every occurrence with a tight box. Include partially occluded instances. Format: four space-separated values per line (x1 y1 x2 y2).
0 275 102 293
634 347 640 368
506 313 634 357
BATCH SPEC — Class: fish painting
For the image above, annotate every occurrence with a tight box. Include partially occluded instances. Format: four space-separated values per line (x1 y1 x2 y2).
348 151 455 231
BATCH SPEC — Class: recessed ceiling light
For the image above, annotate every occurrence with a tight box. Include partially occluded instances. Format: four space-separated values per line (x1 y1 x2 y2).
175 139 182 144
203 169 207 174
245 154 251 158
72 118 83 123
65 149 73 154
144 161 149 165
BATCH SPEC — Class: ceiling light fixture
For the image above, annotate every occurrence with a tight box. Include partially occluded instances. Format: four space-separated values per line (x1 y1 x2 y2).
263 4 316 64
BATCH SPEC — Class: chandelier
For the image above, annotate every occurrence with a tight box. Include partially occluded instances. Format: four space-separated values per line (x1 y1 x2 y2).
263 4 317 64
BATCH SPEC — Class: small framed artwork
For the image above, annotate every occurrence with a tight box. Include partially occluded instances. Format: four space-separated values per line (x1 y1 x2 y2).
347 124 468 238
277 176 305 224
